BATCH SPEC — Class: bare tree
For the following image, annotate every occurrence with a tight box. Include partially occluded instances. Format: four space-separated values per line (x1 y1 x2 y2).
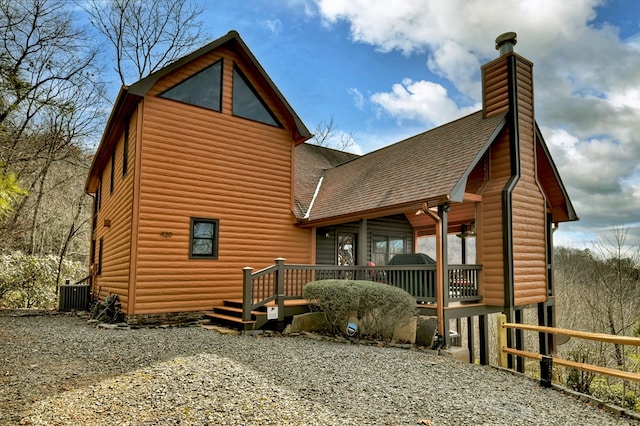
555 228 640 365
85 0 206 85
311 115 356 152
0 0 102 255
0 0 101 143
586 227 640 365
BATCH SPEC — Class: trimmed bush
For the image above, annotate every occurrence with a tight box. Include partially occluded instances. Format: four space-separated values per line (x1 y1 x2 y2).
303 280 360 335
303 279 416 339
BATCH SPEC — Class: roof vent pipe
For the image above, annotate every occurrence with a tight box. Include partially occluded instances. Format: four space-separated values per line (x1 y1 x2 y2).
495 32 517 55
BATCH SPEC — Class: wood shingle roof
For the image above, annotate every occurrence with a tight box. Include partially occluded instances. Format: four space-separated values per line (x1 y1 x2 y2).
294 144 360 218
298 110 507 224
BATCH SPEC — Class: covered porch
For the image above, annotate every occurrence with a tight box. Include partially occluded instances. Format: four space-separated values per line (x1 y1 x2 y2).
238 256 499 363
236 195 496 357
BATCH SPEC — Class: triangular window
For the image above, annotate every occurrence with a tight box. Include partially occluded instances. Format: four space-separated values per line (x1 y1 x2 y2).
232 66 280 127
160 60 222 111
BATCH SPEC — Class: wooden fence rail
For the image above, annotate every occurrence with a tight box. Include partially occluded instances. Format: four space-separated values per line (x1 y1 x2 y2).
497 314 640 387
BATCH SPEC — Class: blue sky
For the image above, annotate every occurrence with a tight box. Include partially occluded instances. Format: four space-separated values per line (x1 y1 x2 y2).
94 0 640 251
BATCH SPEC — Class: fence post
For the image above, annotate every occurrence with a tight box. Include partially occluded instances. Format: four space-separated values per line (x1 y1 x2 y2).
497 313 508 368
275 258 286 321
242 266 253 322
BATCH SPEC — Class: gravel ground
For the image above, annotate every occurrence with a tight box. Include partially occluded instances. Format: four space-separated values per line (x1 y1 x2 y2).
1 311 638 426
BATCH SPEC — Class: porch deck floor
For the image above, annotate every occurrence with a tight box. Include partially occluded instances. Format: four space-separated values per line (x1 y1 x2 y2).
224 299 311 307
417 302 486 310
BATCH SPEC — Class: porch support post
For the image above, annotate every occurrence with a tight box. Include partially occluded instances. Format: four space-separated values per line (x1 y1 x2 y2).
515 308 525 373
439 204 450 346
538 300 556 356
461 224 467 265
467 316 475 363
275 257 286 321
537 302 549 356
358 219 368 266
547 302 556 353
479 314 489 365
504 307 515 369
543 212 557 354
422 203 449 347
242 266 254 322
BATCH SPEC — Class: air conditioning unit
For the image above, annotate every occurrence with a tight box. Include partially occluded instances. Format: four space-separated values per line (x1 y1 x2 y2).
58 284 91 311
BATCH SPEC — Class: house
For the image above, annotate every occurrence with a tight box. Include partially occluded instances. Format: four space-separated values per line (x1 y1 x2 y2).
86 31 577 363
85 31 313 322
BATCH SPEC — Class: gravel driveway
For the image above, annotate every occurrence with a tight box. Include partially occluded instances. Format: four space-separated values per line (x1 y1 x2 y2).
1 310 638 425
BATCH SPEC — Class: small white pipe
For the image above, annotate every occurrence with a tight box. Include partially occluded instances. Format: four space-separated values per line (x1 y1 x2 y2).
303 175 323 219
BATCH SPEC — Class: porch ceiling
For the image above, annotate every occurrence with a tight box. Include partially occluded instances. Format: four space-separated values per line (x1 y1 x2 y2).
408 200 477 235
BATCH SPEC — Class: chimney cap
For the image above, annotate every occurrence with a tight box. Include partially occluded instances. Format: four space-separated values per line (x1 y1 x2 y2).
495 32 517 53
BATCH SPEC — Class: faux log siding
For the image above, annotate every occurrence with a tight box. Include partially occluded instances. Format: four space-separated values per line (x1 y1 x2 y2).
93 114 137 311
465 157 488 194
511 58 547 305
478 128 511 305
482 59 509 118
132 51 311 314
536 140 570 222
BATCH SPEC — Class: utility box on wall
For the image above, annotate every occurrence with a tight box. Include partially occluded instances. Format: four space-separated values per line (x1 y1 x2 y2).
58 284 90 311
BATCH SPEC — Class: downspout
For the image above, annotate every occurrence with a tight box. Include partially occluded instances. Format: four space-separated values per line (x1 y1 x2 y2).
88 193 97 292
502 52 520 312
499 40 521 370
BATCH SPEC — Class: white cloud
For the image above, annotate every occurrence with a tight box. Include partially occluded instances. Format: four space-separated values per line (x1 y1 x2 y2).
259 18 283 35
315 0 607 93
370 78 478 126
313 0 640 247
347 87 365 109
543 127 640 247
609 87 640 110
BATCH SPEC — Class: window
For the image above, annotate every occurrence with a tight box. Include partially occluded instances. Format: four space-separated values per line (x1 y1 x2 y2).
160 60 222 111
190 218 219 259
122 123 129 177
110 149 115 193
98 237 103 276
232 66 280 127
373 236 406 265
337 233 356 266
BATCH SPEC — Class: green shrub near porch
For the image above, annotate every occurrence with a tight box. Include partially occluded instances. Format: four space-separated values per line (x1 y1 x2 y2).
302 279 416 340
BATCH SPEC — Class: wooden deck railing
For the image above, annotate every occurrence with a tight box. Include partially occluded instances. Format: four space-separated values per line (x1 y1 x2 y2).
497 314 640 388
242 258 482 322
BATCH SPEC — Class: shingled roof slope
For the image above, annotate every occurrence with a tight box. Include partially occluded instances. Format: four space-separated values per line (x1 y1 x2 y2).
294 144 359 217
303 110 507 222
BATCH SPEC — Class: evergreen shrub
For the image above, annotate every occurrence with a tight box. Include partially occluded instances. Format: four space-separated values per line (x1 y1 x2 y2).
303 279 416 339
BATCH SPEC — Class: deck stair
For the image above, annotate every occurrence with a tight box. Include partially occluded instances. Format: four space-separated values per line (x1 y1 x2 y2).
204 298 311 331
204 299 268 330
